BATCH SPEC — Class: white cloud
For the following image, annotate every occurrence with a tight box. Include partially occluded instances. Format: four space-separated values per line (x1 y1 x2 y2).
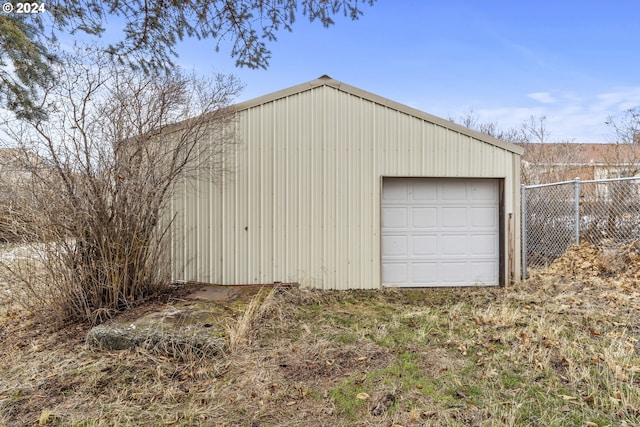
527 92 557 104
595 87 640 112
415 86 640 144
467 87 640 143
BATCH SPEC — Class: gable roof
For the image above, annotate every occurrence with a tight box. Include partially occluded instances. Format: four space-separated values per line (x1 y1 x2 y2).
235 75 524 156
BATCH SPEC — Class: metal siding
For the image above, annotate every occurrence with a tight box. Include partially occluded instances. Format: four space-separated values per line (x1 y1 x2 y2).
272 99 284 281
194 167 205 279
172 84 521 289
209 163 223 284
308 89 325 287
169 180 185 282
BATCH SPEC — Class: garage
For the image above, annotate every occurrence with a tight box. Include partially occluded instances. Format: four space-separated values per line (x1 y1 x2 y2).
170 75 523 289
382 177 501 287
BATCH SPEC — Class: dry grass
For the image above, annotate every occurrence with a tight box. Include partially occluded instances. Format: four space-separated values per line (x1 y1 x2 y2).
225 287 280 353
2 243 640 426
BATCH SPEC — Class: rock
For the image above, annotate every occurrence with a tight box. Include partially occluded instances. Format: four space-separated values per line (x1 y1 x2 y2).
86 323 224 360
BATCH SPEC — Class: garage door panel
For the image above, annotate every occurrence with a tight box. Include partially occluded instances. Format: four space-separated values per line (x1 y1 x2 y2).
471 182 498 201
470 207 497 228
383 180 409 200
382 262 408 283
441 234 467 255
382 235 408 257
412 235 437 255
470 234 498 255
412 207 437 228
382 207 408 228
442 207 467 228
441 181 467 200
382 178 499 287
440 262 469 283
412 262 437 284
471 261 498 283
412 185 437 201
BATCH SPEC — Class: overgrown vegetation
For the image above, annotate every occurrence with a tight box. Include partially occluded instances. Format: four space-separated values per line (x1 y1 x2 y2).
0 48 242 325
1 244 640 426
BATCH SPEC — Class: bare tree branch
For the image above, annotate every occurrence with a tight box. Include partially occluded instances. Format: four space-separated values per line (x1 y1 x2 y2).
0 47 242 326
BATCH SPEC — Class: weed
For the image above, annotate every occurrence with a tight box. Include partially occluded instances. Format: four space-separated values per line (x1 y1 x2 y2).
224 286 279 353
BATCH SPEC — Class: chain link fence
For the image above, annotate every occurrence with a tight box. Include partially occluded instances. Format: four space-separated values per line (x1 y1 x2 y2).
522 177 640 278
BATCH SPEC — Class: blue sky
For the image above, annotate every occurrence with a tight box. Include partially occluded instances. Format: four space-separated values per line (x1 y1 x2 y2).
169 0 640 143
97 1 640 142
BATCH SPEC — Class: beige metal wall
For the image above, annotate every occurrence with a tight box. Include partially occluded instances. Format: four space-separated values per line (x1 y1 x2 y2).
170 79 522 289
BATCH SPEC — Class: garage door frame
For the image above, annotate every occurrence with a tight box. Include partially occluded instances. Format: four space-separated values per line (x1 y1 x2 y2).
380 176 505 287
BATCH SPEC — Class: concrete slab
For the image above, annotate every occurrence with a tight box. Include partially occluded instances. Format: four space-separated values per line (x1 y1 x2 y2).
188 285 242 302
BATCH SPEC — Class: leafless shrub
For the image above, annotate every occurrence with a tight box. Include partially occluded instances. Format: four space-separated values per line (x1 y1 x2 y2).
0 46 242 326
606 107 640 145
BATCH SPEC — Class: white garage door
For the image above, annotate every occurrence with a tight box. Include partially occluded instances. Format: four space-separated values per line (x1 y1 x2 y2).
382 178 499 287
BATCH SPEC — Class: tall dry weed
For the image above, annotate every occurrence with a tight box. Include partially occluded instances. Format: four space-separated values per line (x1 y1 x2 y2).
225 287 282 353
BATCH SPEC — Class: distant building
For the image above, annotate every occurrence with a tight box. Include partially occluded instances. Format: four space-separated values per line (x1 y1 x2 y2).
519 142 640 185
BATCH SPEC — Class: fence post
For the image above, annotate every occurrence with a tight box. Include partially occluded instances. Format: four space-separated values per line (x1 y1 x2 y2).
574 177 580 245
521 184 528 279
